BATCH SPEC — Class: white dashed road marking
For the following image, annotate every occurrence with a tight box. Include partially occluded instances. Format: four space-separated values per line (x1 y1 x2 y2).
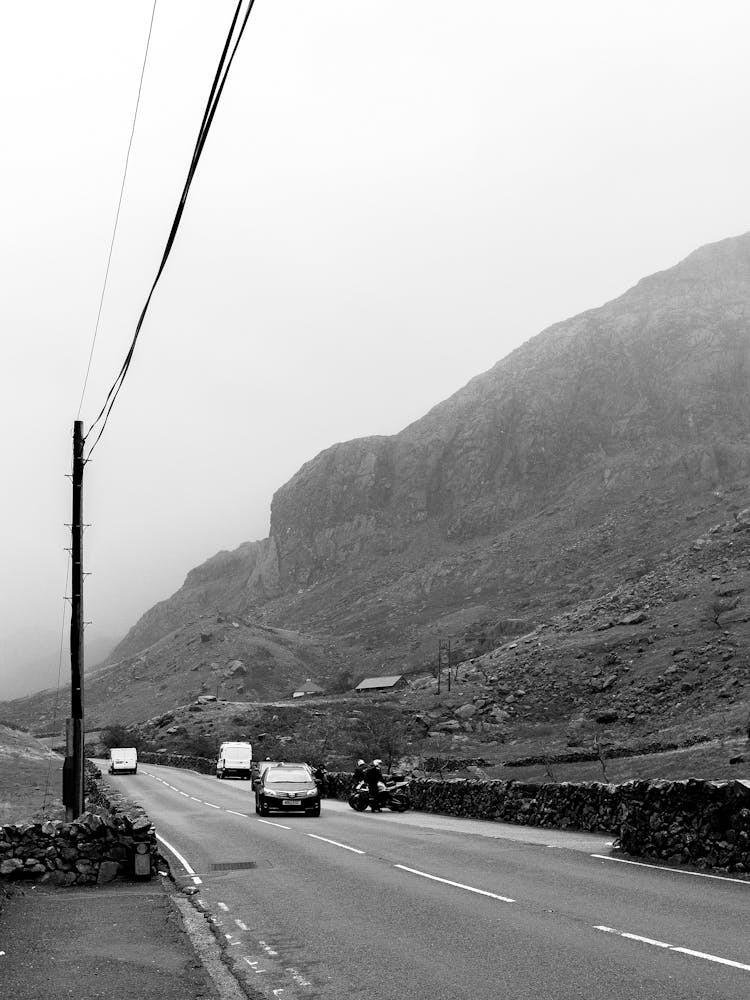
226 810 249 818
594 925 750 972
306 833 365 854
395 864 515 903
218 902 229 912
256 818 291 830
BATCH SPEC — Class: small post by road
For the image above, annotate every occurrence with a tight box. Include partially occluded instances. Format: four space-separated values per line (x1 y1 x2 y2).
65 420 85 820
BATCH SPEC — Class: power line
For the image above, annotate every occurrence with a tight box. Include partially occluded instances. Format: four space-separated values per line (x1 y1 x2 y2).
85 0 257 458
76 0 159 419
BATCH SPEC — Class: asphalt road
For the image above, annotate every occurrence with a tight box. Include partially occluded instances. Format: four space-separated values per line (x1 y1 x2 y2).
100 761 750 1000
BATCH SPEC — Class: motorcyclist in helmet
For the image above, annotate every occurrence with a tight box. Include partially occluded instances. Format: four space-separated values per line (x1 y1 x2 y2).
365 759 384 812
352 758 368 788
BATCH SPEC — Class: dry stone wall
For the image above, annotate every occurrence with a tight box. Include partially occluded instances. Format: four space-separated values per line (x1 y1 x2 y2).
128 754 750 874
138 750 215 773
327 772 750 873
0 764 157 885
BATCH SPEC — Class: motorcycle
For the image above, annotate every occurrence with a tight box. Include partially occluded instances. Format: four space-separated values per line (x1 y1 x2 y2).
348 779 411 813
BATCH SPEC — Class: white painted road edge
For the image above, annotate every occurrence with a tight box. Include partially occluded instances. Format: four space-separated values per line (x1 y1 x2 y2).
595 925 750 972
591 854 750 886
156 832 203 885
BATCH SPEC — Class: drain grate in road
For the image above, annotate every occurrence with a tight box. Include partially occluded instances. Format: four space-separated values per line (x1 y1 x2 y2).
210 861 259 871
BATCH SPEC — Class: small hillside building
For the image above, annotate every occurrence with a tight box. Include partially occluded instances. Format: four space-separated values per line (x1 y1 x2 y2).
292 679 325 698
355 674 407 693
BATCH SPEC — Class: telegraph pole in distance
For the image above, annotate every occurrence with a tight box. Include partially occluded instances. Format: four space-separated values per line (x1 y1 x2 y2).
65 420 85 820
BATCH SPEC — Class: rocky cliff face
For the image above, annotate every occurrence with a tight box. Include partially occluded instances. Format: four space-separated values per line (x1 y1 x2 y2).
269 233 750 590
93 231 750 709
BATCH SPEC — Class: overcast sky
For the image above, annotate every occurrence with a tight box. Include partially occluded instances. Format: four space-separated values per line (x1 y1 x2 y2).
2 1 749 694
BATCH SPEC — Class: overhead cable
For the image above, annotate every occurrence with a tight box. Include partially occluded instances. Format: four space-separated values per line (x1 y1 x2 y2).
77 0 159 420
85 0 257 457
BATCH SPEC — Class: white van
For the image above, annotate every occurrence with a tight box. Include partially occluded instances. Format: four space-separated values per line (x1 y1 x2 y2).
109 747 138 775
216 741 252 779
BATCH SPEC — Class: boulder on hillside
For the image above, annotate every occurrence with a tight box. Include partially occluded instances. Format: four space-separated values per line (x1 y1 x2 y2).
595 710 618 724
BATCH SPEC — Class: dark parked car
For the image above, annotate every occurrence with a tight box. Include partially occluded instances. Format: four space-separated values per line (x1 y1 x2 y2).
255 764 321 817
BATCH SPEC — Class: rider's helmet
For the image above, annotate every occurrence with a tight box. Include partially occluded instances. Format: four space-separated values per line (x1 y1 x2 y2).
373 759 382 766
357 759 365 766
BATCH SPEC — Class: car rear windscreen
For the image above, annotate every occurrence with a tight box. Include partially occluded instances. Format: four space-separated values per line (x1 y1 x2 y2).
266 770 311 783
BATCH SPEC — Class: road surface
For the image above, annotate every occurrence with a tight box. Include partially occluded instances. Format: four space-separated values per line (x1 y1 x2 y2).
100 761 750 1000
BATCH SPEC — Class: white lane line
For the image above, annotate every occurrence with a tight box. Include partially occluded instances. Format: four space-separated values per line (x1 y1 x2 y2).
178 791 190 797
673 947 750 971
218 902 229 912
395 864 515 903
591 854 750 885
243 958 267 974
226 810 249 818
204 802 221 809
190 796 202 802
285 966 312 986
306 834 365 855
256 818 292 830
155 833 202 885
235 919 249 931
594 926 750 972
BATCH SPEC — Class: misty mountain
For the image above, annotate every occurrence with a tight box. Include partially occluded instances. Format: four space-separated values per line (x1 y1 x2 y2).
7 231 750 730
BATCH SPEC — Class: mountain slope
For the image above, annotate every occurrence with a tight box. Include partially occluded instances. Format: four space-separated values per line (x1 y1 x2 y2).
8 231 750 732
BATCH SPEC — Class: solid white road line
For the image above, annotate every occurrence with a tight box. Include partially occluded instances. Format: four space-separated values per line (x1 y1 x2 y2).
594 926 750 972
156 833 202 885
591 854 750 885
395 864 515 902
256 818 292 830
306 834 365 854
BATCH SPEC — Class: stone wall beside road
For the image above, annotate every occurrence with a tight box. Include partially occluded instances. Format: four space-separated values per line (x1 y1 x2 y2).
0 765 157 885
327 773 750 874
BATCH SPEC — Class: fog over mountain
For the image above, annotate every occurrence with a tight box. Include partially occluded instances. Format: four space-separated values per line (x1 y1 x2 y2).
0 628 116 701
7 231 750 735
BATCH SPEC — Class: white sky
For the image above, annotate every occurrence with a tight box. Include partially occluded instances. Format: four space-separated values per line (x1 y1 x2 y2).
2 1 749 676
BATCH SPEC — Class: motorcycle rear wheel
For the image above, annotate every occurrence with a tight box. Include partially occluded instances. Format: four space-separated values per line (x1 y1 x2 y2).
348 793 369 812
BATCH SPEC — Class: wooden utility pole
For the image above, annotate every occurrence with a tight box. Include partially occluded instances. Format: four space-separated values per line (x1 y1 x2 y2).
65 420 85 820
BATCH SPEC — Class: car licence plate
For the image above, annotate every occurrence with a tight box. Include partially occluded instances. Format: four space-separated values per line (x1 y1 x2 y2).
282 799 299 806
